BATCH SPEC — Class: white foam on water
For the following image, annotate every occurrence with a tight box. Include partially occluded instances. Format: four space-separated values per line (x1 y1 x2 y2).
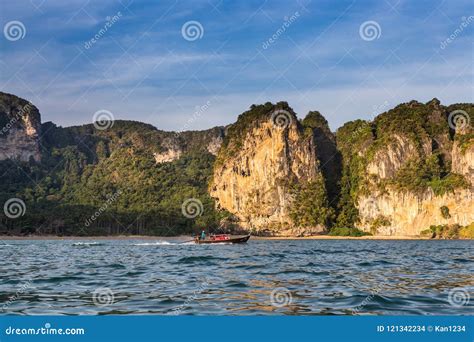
133 241 174 246
72 242 102 246
180 241 195 245
133 240 197 246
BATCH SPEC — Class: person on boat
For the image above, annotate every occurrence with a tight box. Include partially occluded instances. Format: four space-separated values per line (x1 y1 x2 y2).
200 230 206 240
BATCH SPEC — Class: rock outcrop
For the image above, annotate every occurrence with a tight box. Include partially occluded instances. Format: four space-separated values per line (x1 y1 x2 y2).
210 102 331 236
153 138 182 164
351 101 474 236
452 136 474 184
357 189 473 236
206 135 224 155
0 92 41 162
366 134 431 179
152 127 225 163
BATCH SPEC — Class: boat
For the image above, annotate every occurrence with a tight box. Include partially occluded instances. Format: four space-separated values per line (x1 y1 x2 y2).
194 234 250 244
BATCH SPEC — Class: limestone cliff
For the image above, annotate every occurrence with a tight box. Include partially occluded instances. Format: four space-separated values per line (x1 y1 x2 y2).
343 100 474 236
0 92 41 162
153 138 182 163
366 134 432 179
152 127 225 163
210 102 332 236
452 130 474 185
357 189 473 235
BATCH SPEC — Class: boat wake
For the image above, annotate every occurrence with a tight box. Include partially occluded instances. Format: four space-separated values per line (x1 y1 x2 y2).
72 242 103 246
133 241 177 246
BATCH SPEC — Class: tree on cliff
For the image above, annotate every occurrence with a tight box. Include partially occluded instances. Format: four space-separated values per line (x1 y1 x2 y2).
289 179 334 229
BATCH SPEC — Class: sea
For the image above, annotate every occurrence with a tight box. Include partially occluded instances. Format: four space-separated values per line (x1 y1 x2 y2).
0 239 472 315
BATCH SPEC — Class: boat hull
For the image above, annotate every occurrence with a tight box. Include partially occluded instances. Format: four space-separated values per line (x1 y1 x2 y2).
195 235 250 244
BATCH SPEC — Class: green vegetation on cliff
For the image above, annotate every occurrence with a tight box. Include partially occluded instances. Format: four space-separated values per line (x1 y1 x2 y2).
389 155 468 195
289 179 334 228
372 99 449 154
333 120 373 228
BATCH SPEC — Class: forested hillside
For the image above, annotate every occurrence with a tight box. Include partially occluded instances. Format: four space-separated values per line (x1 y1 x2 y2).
0 93 228 235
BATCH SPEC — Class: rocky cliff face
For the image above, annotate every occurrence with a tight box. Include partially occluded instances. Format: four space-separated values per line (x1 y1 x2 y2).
366 134 432 179
210 102 331 236
152 127 225 163
352 100 474 236
357 189 473 235
153 138 183 163
452 134 474 185
0 92 41 162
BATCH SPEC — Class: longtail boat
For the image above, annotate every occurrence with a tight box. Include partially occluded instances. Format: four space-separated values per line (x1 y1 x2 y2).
194 234 250 244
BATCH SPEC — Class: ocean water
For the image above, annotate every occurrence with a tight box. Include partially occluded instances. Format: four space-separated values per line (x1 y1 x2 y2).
0 239 472 315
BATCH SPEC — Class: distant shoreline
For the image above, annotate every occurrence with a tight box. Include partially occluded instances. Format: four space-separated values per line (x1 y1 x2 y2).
1 234 468 240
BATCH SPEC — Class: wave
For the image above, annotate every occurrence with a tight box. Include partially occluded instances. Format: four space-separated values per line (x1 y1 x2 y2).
177 255 227 264
72 242 103 246
357 260 395 267
452 258 473 263
310 249 344 254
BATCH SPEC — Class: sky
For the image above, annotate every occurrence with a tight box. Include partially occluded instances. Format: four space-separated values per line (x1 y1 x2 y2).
0 0 473 131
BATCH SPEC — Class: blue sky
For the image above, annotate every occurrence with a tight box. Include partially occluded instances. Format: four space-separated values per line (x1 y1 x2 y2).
0 0 473 131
